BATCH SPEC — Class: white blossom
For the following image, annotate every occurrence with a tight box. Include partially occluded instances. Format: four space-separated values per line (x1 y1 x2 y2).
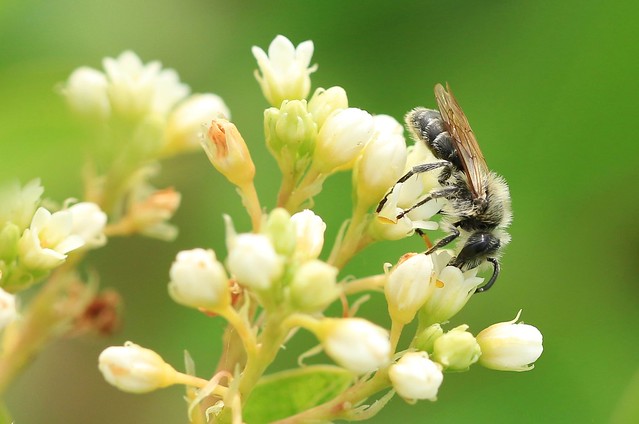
60 67 111 120
68 202 107 248
17 207 85 270
252 35 317 107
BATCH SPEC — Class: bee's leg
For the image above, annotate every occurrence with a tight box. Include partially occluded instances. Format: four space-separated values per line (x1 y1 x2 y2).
376 162 451 213
425 224 460 255
475 258 500 293
415 228 433 249
396 186 457 219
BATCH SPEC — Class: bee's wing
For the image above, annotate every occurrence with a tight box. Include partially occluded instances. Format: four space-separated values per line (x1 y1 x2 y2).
434 83 489 200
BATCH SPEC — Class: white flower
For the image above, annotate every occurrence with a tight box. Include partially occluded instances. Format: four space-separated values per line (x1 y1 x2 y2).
0 179 44 231
0 288 17 331
164 93 231 154
385 253 435 324
432 325 481 371
17 207 85 270
226 233 283 291
317 318 391 374
168 248 230 310
60 67 111 120
371 182 439 241
389 351 443 401
68 202 107 249
103 51 190 119
354 114 408 210
289 259 339 312
420 254 484 324
98 342 179 393
252 35 317 106
308 86 348 129
290 209 326 261
476 312 543 372
313 108 374 173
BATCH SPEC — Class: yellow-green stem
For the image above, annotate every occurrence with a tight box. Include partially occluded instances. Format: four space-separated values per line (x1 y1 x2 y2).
238 182 263 233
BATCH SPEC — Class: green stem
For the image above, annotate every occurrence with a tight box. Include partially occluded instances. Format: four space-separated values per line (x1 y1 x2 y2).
327 203 374 269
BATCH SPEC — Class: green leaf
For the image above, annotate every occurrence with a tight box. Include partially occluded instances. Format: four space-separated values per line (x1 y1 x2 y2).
243 365 353 423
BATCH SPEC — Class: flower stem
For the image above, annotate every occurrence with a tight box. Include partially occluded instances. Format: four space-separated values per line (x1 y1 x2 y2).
238 182 262 233
327 204 374 269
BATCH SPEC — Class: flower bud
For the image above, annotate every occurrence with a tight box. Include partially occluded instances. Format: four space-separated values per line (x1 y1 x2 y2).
432 325 481 371
385 253 435 324
420 264 484 324
164 94 231 155
413 323 444 352
252 35 317 107
263 208 297 256
264 100 317 158
168 248 230 311
316 318 391 374
98 342 179 393
17 207 85 271
313 108 374 174
290 209 326 261
308 86 348 129
60 67 111 121
354 115 407 210
389 351 443 401
226 233 283 291
202 119 256 187
476 312 543 372
0 288 17 331
68 202 108 249
289 260 339 312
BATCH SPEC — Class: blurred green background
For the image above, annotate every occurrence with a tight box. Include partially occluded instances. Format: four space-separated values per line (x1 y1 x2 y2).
1 0 638 422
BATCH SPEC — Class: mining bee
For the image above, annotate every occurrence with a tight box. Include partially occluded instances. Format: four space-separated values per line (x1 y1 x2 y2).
377 83 512 292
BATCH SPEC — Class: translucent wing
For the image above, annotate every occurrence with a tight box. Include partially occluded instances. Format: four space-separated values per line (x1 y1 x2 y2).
434 83 489 200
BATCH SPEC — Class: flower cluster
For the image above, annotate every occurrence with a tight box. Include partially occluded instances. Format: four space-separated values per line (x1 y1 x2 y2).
95 35 543 423
0 179 106 292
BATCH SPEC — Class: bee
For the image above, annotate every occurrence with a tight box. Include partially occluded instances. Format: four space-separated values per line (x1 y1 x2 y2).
377 83 512 292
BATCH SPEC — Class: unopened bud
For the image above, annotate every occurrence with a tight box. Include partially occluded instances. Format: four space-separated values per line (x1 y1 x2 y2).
313 108 374 174
168 249 230 311
389 351 443 401
476 312 543 372
202 119 255 187
432 325 481 371
385 253 435 325
60 67 111 121
226 233 283 291
98 342 179 393
316 318 391 374
308 86 348 129
289 260 339 312
290 209 326 261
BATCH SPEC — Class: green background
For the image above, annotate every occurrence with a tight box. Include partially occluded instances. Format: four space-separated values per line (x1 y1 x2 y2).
1 0 638 422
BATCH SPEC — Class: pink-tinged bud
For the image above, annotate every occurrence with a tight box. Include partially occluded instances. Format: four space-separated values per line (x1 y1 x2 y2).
202 119 256 187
